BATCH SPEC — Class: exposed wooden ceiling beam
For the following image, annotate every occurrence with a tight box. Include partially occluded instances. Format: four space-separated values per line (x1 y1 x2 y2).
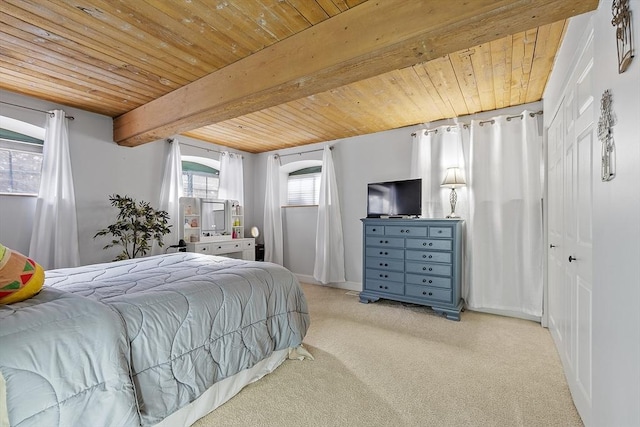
113 0 598 147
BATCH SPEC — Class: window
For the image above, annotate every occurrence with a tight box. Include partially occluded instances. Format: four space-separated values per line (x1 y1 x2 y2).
287 165 322 206
0 127 44 195
182 160 219 199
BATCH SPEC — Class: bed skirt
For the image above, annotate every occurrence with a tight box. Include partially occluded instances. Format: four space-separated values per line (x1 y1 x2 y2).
153 348 289 427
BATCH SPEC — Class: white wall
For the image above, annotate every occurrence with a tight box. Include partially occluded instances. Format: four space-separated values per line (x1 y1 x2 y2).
0 90 254 265
544 2 640 425
591 0 640 425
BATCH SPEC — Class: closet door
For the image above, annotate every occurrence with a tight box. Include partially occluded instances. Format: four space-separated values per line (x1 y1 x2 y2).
547 30 594 426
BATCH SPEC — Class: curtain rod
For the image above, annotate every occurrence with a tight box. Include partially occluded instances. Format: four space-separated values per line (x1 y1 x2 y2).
0 101 75 120
170 139 244 158
411 110 542 136
276 145 333 159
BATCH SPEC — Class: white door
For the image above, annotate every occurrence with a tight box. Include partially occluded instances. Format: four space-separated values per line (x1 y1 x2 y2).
547 31 594 426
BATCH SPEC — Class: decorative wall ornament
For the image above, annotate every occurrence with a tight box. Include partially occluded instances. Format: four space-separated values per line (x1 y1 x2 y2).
598 90 616 182
612 0 634 73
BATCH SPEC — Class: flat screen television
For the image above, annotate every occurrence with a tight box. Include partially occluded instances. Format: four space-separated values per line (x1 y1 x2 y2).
367 178 422 218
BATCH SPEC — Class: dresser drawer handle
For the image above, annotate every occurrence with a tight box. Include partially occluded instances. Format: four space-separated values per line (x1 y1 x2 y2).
372 228 377 232
422 291 433 296
422 279 433 284
438 230 442 234
378 285 388 290
400 229 404 233
379 274 388 278
428 255 433 259
379 263 388 267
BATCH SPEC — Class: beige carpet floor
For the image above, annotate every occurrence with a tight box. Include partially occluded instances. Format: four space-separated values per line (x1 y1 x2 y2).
194 283 582 427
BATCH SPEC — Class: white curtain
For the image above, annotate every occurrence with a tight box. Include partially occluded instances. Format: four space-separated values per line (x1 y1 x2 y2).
29 110 80 270
410 124 467 218
313 146 345 284
462 111 543 317
218 152 244 206
154 139 183 254
263 155 283 264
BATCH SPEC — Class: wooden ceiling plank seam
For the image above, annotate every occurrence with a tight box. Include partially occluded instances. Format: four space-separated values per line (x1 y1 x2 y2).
509 28 536 106
345 0 368 8
0 44 151 105
410 63 457 119
280 99 354 135
284 0 330 25
183 0 270 54
330 0 350 13
60 0 224 76
0 27 167 102
314 0 343 16
0 11 186 94
490 34 513 110
449 49 483 115
525 20 566 103
518 28 539 104
317 85 377 133
1 0 202 85
194 0 276 53
424 57 470 118
224 109 316 143
468 42 497 112
261 0 316 35
0 59 144 111
387 68 444 123
0 36 152 106
354 75 417 130
227 2 292 42
0 68 125 116
115 0 243 69
257 105 331 140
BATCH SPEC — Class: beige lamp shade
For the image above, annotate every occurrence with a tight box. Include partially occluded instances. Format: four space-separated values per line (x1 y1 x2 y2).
441 167 466 188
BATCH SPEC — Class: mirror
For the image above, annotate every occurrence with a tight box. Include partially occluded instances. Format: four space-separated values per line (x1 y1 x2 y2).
250 226 260 238
201 200 226 236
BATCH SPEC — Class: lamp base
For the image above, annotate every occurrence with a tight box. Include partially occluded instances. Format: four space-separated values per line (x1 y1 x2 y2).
445 213 459 219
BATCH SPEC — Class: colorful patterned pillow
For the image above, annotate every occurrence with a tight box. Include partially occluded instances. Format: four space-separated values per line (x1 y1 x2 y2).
0 243 44 304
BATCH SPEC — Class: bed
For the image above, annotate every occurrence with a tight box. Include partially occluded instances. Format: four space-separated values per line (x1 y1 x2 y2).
0 252 310 426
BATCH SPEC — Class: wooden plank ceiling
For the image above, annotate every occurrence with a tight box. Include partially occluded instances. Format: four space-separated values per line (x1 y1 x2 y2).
0 1 596 153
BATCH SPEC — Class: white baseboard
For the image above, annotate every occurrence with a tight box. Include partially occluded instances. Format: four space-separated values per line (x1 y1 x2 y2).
294 274 361 292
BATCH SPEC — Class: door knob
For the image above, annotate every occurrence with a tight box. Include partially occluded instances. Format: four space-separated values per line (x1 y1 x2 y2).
568 255 577 262
550 244 556 248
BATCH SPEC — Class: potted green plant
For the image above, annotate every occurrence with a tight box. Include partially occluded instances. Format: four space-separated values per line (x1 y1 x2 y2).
94 194 171 261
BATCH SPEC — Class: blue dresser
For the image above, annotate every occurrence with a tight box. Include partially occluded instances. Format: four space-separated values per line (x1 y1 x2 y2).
360 218 464 321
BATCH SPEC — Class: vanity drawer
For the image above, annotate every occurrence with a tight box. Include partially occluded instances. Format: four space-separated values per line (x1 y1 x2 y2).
405 238 452 251
365 225 384 235
429 226 453 238
210 241 243 255
365 247 404 259
406 262 451 277
241 239 254 250
366 257 404 272
366 269 404 283
406 274 452 289
405 284 452 303
366 236 404 248
405 250 452 264
365 279 404 295
384 226 427 237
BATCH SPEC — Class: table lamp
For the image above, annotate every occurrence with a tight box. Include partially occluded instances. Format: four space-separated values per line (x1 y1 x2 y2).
441 167 466 218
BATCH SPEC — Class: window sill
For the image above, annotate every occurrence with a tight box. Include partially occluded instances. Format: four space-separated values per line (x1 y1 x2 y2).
282 204 319 208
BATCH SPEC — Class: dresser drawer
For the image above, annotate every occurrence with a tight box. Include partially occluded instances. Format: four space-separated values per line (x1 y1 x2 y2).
366 269 404 283
405 238 452 251
211 241 243 255
384 225 427 237
405 250 452 264
406 274 452 289
366 257 404 272
406 262 451 277
365 279 404 295
241 239 254 250
365 247 404 259
365 225 384 235
429 226 453 238
366 236 404 248
406 284 452 303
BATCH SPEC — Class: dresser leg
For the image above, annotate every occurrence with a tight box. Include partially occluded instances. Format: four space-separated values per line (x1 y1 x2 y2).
359 293 380 304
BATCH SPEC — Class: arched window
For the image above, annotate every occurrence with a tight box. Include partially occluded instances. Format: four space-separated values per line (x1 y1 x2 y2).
0 117 45 195
282 160 322 206
181 155 220 199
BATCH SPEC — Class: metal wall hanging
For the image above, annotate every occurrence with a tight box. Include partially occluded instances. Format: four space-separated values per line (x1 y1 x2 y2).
612 0 634 73
598 90 616 182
